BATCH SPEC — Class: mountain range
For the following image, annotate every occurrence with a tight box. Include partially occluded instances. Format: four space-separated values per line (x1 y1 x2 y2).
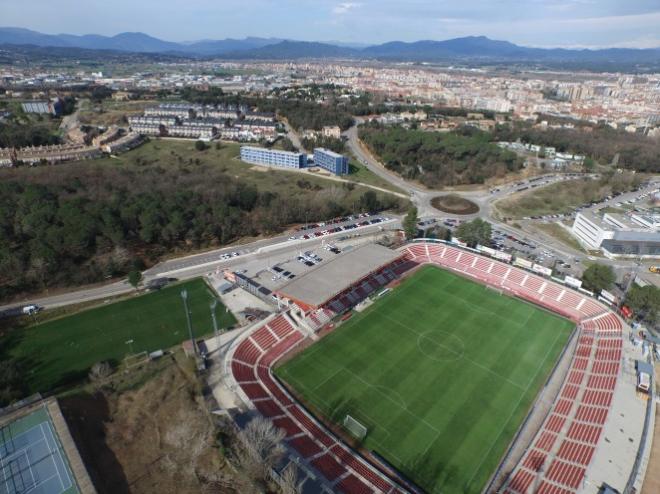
1 27 659 64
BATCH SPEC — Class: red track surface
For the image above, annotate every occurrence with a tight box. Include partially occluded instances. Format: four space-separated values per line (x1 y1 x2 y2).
228 242 623 493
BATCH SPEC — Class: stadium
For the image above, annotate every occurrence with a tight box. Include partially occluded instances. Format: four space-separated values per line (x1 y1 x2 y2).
225 240 645 494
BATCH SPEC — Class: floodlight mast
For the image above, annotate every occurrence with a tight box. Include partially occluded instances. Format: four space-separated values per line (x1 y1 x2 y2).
210 300 219 337
181 289 196 355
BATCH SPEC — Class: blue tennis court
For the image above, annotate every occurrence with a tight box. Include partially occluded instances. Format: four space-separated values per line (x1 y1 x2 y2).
0 407 78 494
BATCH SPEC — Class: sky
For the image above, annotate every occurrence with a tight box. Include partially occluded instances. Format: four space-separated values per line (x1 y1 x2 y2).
2 0 659 48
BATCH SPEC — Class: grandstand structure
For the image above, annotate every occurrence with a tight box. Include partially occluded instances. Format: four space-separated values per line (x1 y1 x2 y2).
226 239 628 494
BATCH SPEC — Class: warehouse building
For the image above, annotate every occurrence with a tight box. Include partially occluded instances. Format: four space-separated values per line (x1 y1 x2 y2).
240 146 306 169
313 148 349 175
571 211 660 258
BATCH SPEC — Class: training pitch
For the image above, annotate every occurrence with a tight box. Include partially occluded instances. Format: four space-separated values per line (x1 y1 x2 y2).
0 407 78 494
276 266 574 494
6 279 235 394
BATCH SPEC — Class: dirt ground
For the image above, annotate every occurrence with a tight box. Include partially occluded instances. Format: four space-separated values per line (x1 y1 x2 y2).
60 357 230 494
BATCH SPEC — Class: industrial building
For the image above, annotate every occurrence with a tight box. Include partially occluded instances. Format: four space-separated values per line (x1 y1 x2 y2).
240 146 306 169
313 148 349 175
571 211 660 258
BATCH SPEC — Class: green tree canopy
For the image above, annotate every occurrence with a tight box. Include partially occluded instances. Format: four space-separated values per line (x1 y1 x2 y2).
0 359 26 408
128 270 142 289
403 206 418 240
455 218 492 247
581 263 615 293
625 284 660 326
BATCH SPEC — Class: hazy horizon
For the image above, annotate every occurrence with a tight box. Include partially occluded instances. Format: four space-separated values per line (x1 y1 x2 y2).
1 0 659 49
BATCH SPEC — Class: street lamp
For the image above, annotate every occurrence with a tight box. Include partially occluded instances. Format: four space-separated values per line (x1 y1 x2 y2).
181 289 196 356
125 339 134 355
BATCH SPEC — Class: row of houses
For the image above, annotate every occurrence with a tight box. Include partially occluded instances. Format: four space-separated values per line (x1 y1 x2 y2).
129 103 278 141
0 131 143 167
143 103 275 123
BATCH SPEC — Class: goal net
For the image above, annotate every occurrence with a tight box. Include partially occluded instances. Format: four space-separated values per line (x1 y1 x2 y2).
486 284 504 296
343 415 367 440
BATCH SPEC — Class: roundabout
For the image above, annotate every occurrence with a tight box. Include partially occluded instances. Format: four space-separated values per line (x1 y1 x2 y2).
430 194 480 215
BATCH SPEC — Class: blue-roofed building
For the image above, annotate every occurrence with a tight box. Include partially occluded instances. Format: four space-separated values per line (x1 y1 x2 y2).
313 148 349 176
240 146 306 169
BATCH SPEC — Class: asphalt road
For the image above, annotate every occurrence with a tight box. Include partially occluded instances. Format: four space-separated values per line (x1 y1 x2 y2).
344 121 659 275
0 219 399 314
3 122 656 315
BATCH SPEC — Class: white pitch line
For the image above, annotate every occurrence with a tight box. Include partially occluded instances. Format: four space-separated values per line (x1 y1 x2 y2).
381 311 528 391
40 424 65 492
464 324 566 490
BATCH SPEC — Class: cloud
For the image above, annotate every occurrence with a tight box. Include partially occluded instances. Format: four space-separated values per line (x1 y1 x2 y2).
333 2 361 15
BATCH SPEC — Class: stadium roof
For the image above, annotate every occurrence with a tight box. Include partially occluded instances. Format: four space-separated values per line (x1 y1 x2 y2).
276 243 402 308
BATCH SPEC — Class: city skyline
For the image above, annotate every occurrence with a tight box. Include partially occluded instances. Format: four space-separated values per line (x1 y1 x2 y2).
1 0 659 49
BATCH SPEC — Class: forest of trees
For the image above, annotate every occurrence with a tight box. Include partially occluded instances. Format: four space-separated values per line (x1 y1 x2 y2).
0 123 61 148
0 163 401 300
359 123 523 187
491 121 660 173
266 100 354 132
301 136 346 153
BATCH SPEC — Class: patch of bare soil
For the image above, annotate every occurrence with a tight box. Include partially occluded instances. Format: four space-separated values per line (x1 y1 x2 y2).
431 194 480 215
60 359 232 494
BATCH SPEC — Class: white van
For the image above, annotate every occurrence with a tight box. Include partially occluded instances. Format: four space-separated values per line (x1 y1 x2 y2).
22 304 40 315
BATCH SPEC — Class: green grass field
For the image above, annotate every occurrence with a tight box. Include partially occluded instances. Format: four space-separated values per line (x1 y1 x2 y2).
4 279 235 394
276 266 574 494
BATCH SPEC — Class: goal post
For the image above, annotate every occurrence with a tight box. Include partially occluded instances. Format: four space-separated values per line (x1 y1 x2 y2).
343 415 367 440
485 284 504 296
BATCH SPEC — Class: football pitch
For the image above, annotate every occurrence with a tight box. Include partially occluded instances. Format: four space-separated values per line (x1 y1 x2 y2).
276 266 574 494
5 279 235 394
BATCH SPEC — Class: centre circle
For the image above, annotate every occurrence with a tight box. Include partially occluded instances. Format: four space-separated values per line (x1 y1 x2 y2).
417 330 466 362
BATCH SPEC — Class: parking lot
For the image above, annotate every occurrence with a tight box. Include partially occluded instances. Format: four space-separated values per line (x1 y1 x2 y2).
216 233 385 302
431 217 583 278
289 212 391 241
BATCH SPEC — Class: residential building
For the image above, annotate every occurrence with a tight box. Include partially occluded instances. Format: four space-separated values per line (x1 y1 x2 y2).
322 126 342 139
313 148 349 175
240 146 306 169
21 99 62 116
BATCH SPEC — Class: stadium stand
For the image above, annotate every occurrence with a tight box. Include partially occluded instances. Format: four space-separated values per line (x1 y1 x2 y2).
228 241 623 494
230 314 412 493
402 241 623 494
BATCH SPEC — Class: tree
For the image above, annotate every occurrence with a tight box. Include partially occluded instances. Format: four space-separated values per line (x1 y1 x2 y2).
235 417 286 483
195 140 208 151
0 359 25 407
625 284 660 326
280 138 297 152
128 270 142 289
402 206 418 239
581 263 615 293
88 361 113 383
90 85 113 103
582 157 595 172
455 218 492 247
